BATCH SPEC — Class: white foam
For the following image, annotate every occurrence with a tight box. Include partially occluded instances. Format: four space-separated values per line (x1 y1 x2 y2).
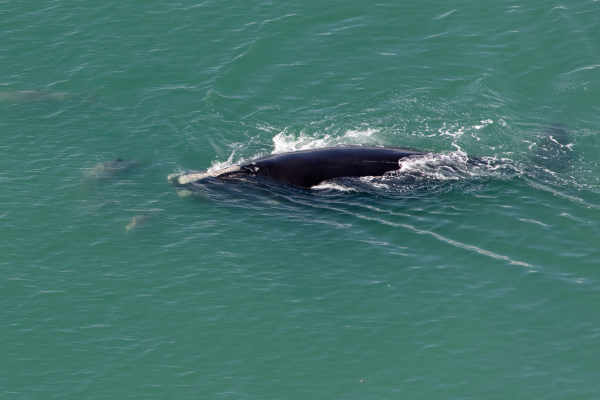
438 123 465 138
378 151 504 184
272 130 333 153
207 149 238 172
272 127 380 154
311 182 358 192
342 128 379 139
309 150 506 193
359 176 392 189
202 127 381 172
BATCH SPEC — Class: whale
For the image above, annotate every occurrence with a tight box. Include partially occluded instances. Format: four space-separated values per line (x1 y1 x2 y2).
170 125 571 191
169 146 442 189
83 157 140 180
0 90 69 103
530 124 572 172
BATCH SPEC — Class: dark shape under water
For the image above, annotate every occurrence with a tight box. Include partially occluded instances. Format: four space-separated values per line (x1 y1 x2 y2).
169 146 483 189
530 124 572 173
83 157 139 180
126 213 151 232
0 90 69 103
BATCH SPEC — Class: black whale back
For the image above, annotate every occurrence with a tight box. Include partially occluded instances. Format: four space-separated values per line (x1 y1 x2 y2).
245 147 427 188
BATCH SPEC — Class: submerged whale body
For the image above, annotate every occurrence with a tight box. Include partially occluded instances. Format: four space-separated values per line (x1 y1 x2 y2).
170 146 442 189
530 124 572 172
83 157 139 180
0 90 69 102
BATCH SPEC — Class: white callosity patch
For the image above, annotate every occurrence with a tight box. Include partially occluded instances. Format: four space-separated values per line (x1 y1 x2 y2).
171 165 244 185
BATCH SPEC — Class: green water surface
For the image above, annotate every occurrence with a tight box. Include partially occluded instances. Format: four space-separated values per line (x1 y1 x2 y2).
2 1 600 399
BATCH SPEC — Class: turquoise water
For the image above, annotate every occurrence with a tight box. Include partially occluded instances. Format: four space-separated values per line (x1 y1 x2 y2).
2 1 600 398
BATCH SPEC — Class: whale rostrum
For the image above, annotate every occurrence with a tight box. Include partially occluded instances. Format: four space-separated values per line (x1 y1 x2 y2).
173 165 247 185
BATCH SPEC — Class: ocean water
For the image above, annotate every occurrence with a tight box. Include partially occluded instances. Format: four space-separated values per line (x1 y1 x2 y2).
2 0 600 398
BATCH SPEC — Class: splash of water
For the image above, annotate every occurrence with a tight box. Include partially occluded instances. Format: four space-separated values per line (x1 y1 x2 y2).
272 127 380 153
